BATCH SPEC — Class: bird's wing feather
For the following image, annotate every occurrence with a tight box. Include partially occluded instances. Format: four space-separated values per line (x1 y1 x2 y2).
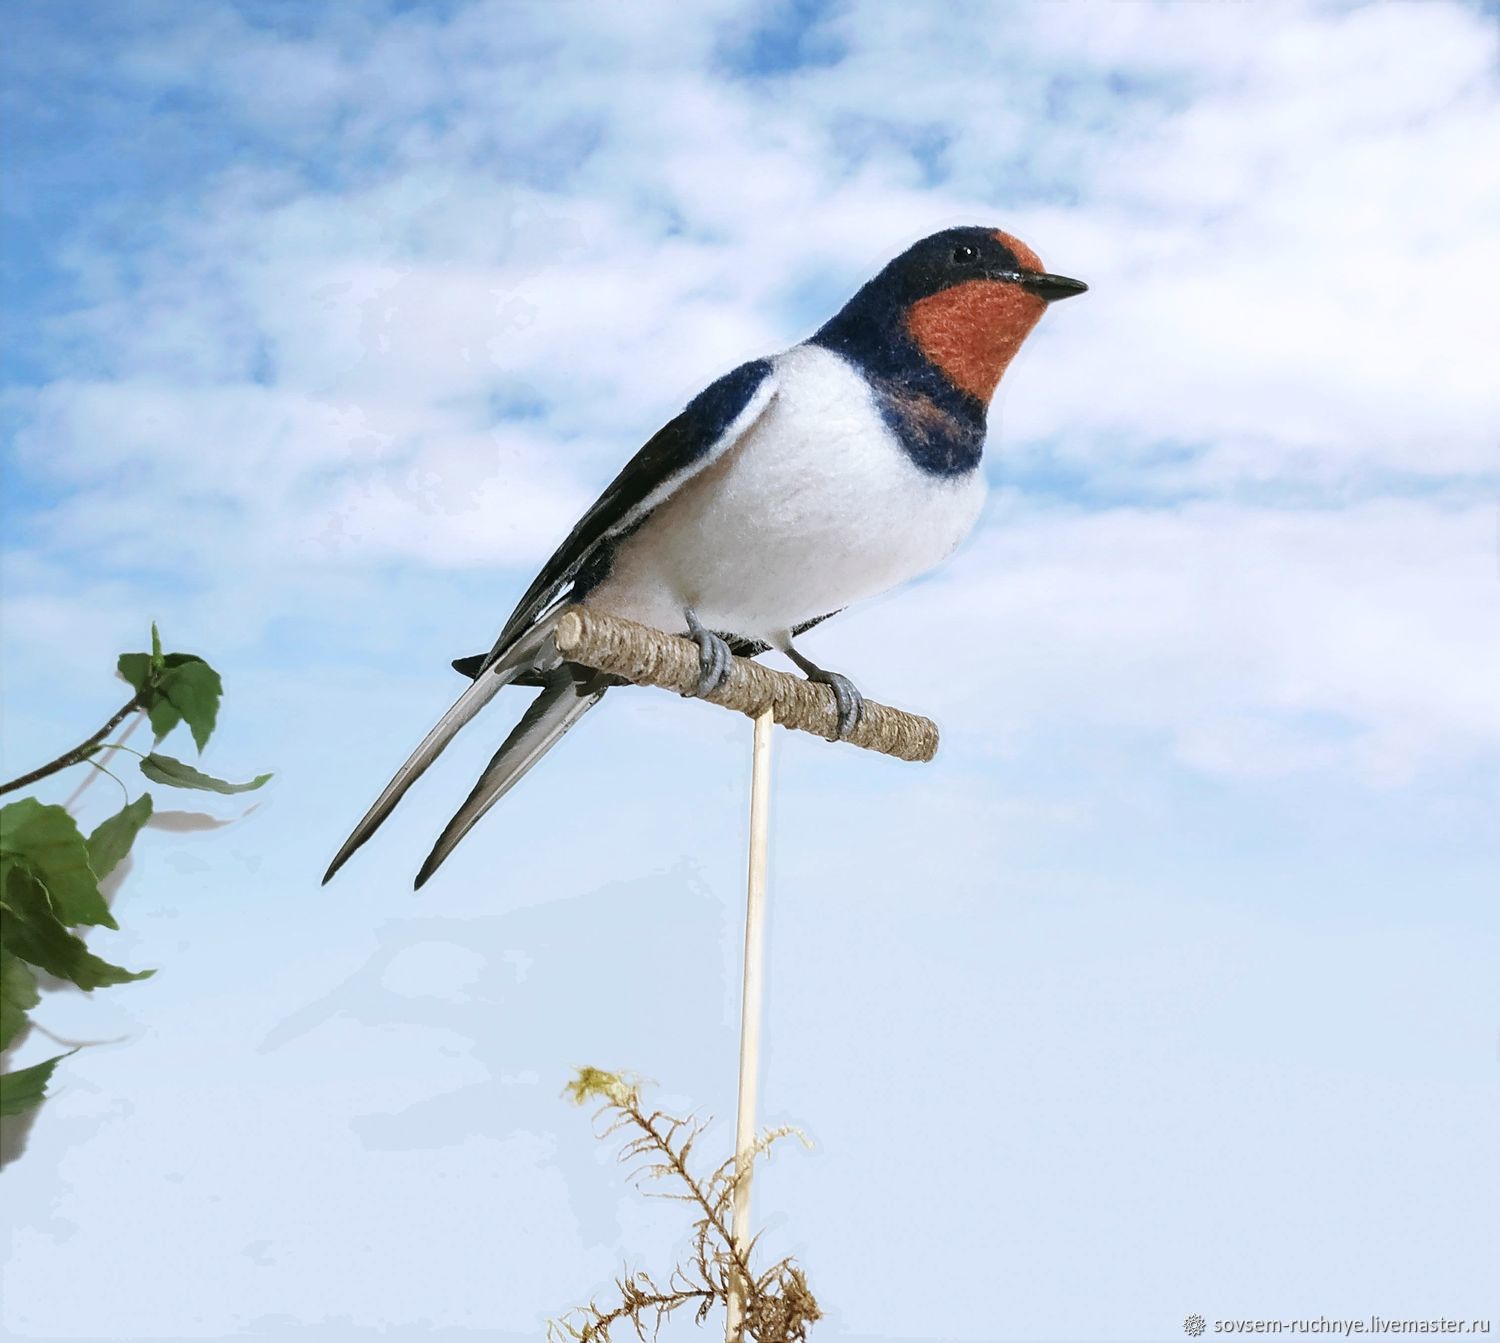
414 666 610 888
326 358 778 883
483 357 778 664
322 618 558 883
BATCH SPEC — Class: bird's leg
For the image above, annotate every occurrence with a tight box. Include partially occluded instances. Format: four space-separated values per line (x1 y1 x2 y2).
785 645 865 740
683 607 734 698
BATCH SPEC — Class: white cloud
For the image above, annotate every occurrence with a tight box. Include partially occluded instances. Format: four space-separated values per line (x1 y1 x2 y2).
5 0 1497 771
819 496 1500 786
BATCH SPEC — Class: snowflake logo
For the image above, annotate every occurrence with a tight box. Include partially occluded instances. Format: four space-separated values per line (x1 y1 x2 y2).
1184 1315 1207 1337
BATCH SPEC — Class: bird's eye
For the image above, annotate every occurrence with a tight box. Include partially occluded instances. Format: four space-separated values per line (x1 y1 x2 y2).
952 244 980 264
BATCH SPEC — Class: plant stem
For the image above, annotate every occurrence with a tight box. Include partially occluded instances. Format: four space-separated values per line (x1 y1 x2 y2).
628 1101 757 1301
0 696 142 797
80 757 132 805
63 711 145 812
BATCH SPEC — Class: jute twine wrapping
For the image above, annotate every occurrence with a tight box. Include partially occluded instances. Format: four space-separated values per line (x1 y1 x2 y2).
552 605 939 763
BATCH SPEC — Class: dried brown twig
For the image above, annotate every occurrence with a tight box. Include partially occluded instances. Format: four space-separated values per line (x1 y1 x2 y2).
549 1068 821 1343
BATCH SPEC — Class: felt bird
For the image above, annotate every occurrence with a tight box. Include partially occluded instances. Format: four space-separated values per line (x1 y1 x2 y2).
325 226 1085 888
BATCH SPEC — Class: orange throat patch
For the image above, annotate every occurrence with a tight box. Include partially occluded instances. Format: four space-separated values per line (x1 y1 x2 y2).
904 279 1047 403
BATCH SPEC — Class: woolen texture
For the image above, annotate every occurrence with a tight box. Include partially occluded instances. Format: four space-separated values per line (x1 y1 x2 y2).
552 605 939 762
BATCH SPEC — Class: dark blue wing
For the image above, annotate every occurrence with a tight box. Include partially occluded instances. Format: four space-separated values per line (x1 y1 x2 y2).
483 357 777 663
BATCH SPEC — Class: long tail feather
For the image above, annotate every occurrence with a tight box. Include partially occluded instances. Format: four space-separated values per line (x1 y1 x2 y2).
413 665 609 888
323 618 560 884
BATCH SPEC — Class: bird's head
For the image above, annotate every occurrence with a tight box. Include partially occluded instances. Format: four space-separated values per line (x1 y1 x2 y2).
816 226 1086 404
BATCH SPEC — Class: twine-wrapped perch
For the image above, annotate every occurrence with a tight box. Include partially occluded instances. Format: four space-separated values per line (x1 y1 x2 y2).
552 605 939 763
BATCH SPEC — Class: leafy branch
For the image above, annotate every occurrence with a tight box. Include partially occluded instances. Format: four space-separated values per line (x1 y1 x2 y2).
0 696 144 797
0 624 270 1120
549 1068 820 1343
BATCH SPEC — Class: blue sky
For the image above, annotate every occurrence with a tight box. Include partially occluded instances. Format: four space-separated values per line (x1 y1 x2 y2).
2 2 1497 1340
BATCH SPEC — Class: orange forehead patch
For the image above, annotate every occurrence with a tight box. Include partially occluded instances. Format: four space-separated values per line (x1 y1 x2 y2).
905 279 1047 403
994 229 1043 273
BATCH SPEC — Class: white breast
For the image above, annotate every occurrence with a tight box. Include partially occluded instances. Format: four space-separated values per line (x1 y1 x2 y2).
588 343 986 641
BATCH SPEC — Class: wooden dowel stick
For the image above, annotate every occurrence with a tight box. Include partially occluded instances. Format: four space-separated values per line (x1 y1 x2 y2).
726 704 774 1340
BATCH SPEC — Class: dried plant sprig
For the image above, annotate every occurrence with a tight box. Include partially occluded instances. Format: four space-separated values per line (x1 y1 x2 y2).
549 1068 821 1343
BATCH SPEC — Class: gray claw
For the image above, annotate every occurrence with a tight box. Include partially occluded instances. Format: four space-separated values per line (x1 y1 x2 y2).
785 646 867 741
821 671 865 740
685 610 733 697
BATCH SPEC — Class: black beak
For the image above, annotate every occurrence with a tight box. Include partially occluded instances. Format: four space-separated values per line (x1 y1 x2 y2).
1014 270 1088 302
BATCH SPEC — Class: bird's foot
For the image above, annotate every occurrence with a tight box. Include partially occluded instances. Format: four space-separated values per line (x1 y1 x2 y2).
787 649 865 740
814 669 865 740
684 608 733 697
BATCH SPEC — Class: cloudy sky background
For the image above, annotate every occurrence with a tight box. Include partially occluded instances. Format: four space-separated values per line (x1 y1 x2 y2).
2 2 1497 1339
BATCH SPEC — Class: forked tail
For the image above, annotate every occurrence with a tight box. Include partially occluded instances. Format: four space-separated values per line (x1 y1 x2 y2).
413 664 611 887
323 616 563 884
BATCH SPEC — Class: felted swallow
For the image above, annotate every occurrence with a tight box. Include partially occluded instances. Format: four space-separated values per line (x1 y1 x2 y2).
326 226 1085 887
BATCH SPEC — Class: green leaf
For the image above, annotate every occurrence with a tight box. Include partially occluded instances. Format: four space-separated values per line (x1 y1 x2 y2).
157 659 222 752
86 795 154 880
0 867 152 990
0 1050 77 1117
139 753 270 794
0 950 40 1051
117 651 153 693
146 696 183 742
119 641 222 747
0 798 115 929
